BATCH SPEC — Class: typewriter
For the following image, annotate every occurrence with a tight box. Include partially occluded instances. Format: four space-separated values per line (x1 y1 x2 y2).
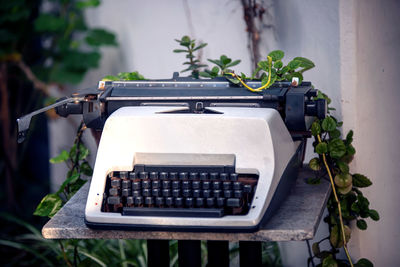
17 72 326 232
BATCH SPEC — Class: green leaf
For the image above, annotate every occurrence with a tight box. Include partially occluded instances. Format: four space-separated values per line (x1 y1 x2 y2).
337 183 352 195
351 202 360 213
199 71 212 78
33 194 63 217
34 14 67 33
102 75 119 81
353 173 372 187
330 225 351 248
211 66 219 74
368 209 380 221
180 36 191 46
345 130 354 145
48 65 85 84
257 60 269 71
63 51 101 70
328 139 346 159
117 71 145 80
193 42 207 51
226 59 241 68
208 59 223 68
347 144 356 155
80 162 93 176
322 255 338 267
49 150 69 164
334 173 352 188
273 60 283 69
173 49 187 53
76 0 100 9
329 129 341 139
312 242 320 256
294 56 315 68
355 258 373 267
220 55 231 65
268 50 284 61
287 59 301 70
309 158 321 171
69 178 87 196
85 29 117 47
316 142 328 154
56 173 80 195
356 219 367 230
322 116 337 131
311 121 321 136
337 161 349 173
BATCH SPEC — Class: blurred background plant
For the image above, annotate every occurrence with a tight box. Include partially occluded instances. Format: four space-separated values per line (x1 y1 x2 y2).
0 0 116 265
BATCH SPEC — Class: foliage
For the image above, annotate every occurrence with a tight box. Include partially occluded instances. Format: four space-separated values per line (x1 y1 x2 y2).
102 71 145 81
173 35 208 79
34 122 92 218
307 93 379 266
200 55 241 78
251 50 315 88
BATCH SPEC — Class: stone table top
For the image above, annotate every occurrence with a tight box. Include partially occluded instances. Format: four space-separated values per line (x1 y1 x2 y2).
42 167 330 241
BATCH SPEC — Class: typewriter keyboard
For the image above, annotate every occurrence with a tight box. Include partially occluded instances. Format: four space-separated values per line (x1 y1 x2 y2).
101 164 258 217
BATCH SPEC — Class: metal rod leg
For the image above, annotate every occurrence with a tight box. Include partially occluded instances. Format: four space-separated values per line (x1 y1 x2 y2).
207 241 229 267
147 240 170 267
239 241 262 267
178 240 201 267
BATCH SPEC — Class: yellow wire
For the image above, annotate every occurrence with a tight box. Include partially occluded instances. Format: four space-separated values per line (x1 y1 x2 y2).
317 134 354 267
226 56 273 92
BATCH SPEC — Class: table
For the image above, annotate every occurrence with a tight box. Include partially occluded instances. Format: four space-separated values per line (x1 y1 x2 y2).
42 167 330 266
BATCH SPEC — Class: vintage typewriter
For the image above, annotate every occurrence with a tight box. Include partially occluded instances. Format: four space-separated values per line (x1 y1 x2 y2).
17 72 326 232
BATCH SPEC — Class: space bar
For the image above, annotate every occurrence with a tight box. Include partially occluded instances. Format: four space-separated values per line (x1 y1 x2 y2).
122 207 224 218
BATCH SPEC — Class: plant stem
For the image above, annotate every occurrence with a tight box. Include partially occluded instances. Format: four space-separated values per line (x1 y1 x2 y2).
59 241 73 267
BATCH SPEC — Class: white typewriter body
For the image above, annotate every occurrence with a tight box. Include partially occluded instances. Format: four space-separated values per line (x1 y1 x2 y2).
85 106 299 230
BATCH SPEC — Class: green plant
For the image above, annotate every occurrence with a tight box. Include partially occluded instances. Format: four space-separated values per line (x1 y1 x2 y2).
173 35 208 79
306 93 378 267
102 71 145 81
200 55 241 78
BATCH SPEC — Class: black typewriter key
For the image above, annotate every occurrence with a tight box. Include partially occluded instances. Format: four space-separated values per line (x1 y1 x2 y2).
203 190 211 198
182 181 191 189
169 172 178 179
200 172 209 180
185 197 194 207
213 190 222 198
189 172 198 180
220 173 228 181
172 180 180 189
243 184 252 193
227 198 241 207
162 189 171 197
210 173 219 180
179 172 188 180
193 189 201 198
216 197 225 207
202 181 210 190
196 198 204 207
159 172 168 179
230 173 238 181
129 172 137 180
132 181 141 190
182 189 192 197
152 180 160 188
142 180 151 189
135 196 143 205
122 189 131 197
109 188 119 196
234 190 243 198
122 180 131 189
175 197 183 206
162 180 171 188
111 179 121 188
224 190 232 198
223 181 231 190
206 198 215 207
127 196 134 205
152 188 160 197
212 181 221 190
139 171 148 179
107 196 120 205
233 182 242 190
165 197 173 206
120 171 128 179
155 197 164 206
149 172 158 179
145 197 153 205
143 189 151 197
172 189 180 197
132 190 140 197
192 181 200 189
